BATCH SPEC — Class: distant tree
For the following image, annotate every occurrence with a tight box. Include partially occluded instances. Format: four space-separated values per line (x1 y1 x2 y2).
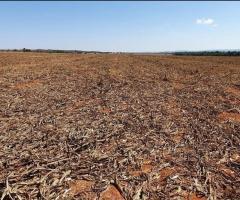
23 48 31 52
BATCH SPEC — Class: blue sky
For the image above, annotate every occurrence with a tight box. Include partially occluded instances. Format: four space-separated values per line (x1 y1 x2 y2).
0 2 240 52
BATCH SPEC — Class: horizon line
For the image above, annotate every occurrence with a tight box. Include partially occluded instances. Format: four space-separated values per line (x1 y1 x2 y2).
0 48 240 53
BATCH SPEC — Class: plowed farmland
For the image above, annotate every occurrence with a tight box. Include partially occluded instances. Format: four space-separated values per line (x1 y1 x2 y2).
0 52 240 199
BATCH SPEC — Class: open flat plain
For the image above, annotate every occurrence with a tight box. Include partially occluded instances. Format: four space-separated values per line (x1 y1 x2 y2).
0 52 240 199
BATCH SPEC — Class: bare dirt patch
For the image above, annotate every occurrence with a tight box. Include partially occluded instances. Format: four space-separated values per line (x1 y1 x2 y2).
69 180 96 199
218 112 240 123
225 86 240 97
12 79 42 89
99 185 124 200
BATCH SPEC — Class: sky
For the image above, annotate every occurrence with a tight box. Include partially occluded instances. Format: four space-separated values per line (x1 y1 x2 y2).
0 1 240 52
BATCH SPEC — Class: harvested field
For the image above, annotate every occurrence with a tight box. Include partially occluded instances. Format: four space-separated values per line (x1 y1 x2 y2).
0 52 240 199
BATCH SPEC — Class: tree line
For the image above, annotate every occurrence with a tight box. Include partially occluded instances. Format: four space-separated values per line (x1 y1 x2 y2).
173 51 240 56
0 48 111 54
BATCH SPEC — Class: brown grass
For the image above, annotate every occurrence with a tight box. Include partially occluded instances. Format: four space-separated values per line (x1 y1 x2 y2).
0 52 240 199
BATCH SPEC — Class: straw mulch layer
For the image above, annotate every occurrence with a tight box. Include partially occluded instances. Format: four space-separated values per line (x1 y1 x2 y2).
0 53 239 199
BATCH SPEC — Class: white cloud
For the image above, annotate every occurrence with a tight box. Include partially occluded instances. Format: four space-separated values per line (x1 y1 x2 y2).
196 18 217 27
